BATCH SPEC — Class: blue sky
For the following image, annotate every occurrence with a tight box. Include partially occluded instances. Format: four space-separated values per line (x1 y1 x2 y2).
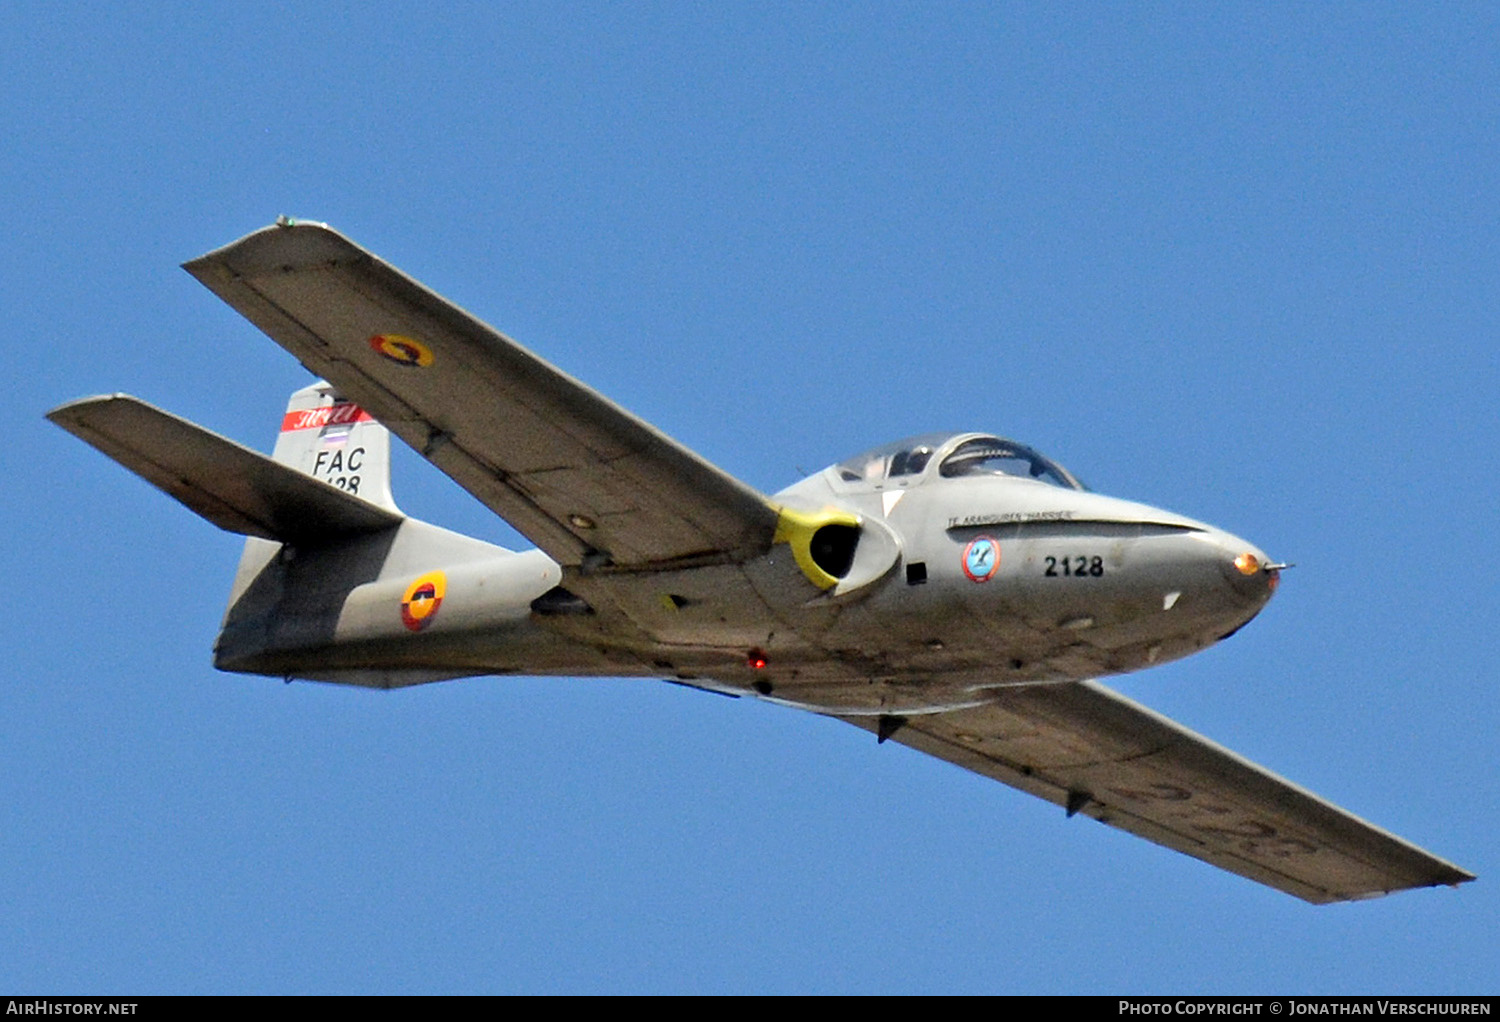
4 2 1496 994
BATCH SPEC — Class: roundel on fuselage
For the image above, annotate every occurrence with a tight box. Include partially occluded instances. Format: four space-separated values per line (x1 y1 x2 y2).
400 571 447 631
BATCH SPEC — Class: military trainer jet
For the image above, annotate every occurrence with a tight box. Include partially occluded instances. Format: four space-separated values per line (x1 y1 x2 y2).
49 219 1472 904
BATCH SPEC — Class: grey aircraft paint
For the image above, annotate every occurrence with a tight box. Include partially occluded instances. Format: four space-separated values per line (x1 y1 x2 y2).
48 220 1473 905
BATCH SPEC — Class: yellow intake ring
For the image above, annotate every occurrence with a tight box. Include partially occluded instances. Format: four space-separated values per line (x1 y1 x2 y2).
771 504 863 590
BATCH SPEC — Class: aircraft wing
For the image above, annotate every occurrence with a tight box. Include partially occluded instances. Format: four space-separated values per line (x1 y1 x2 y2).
837 681 1473 903
183 220 779 569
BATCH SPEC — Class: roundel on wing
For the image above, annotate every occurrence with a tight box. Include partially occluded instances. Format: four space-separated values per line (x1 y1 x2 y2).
400 570 447 632
961 536 1000 583
369 333 434 367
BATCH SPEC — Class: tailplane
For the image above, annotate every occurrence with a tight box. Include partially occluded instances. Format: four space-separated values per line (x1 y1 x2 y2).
47 390 402 544
50 383 520 688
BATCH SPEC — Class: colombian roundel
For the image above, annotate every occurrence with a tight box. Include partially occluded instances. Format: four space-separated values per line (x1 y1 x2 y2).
400 571 447 632
961 536 1000 582
369 333 434 368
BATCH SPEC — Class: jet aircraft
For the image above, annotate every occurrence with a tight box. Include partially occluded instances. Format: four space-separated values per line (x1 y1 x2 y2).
49 218 1473 904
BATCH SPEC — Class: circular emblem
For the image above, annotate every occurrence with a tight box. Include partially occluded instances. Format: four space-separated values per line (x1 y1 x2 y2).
369 333 434 367
400 570 447 632
961 536 1000 583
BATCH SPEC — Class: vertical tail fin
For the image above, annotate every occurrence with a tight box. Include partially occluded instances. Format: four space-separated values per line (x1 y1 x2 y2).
270 381 399 512
217 382 516 686
223 381 402 616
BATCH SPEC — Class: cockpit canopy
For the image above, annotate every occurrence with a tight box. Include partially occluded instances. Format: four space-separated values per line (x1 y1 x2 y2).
834 432 1084 491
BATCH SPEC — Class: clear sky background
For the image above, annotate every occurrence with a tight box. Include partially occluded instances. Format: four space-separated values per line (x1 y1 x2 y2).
3 2 1496 994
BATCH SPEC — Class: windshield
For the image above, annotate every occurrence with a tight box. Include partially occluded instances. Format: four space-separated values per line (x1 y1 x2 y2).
835 433 954 484
938 438 1081 490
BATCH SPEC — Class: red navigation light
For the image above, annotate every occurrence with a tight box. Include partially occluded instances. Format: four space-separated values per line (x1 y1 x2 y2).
747 650 768 670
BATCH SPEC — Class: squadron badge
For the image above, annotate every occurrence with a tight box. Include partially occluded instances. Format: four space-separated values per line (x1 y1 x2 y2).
961 536 999 582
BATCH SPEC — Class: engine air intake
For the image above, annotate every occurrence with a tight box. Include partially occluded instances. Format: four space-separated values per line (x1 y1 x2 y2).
771 505 864 590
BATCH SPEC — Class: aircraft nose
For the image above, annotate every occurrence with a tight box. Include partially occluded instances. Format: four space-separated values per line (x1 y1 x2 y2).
1204 529 1280 608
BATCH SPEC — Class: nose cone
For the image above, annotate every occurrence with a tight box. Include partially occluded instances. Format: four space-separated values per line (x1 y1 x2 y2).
1205 529 1280 608
1174 527 1280 647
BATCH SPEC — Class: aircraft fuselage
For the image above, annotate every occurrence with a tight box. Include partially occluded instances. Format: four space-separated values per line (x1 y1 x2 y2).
215 438 1277 717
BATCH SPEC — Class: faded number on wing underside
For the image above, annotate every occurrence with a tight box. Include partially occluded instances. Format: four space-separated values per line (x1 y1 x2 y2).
1107 784 1319 858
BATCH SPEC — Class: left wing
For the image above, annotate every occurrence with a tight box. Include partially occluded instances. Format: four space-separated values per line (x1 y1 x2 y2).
838 681 1473 903
183 220 779 570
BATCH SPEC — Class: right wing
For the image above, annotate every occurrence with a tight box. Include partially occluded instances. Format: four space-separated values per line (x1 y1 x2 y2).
183 220 779 571
839 680 1473 904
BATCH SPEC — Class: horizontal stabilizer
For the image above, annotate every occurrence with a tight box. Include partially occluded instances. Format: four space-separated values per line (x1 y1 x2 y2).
48 394 403 544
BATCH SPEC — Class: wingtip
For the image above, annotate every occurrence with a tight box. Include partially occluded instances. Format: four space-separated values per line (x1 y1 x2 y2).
1358 866 1476 903
274 214 332 229
182 218 353 280
45 393 137 424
